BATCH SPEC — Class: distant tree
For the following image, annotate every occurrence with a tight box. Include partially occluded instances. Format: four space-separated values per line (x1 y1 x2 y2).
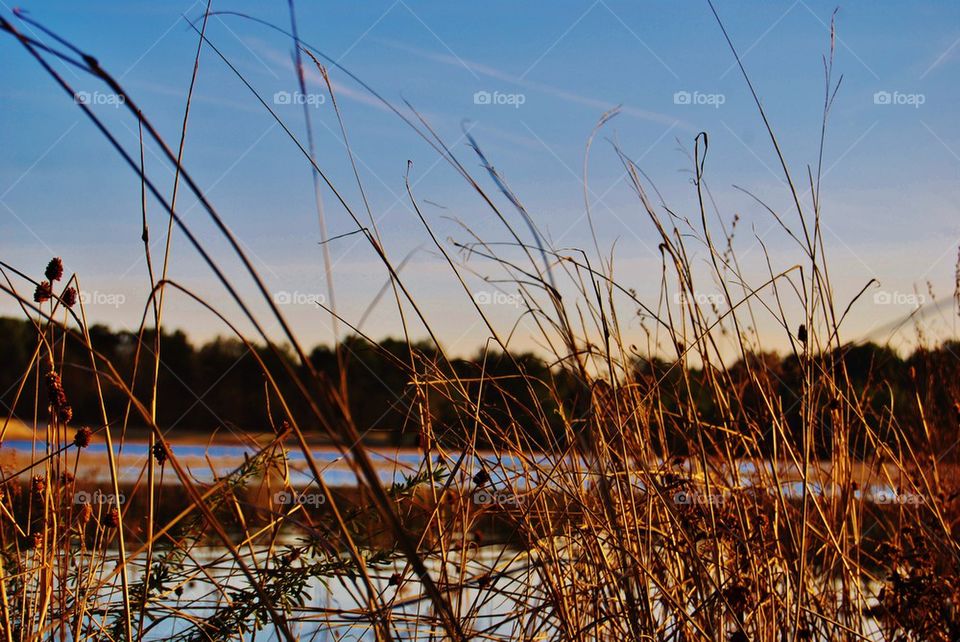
0 316 955 457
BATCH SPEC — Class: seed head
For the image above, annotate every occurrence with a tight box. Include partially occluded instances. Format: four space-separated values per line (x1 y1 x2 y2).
30 532 43 550
46 371 66 405
62 286 77 308
797 324 808 344
45 371 70 422
74 427 92 449
106 508 120 529
45 257 64 282
31 475 45 497
34 281 52 303
152 441 167 465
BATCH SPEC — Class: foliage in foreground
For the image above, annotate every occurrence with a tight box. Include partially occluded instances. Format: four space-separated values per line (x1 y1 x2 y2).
1 6 959 642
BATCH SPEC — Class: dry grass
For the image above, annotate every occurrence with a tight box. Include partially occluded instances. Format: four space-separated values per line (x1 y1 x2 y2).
0 5 958 641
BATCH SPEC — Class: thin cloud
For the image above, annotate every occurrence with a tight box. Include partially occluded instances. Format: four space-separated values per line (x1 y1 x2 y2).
920 35 960 79
254 42 546 150
373 37 696 132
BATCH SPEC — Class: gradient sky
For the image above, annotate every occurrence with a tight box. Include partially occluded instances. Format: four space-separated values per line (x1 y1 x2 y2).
1 1 958 357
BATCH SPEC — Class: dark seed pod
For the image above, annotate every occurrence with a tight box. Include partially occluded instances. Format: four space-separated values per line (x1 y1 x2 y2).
797 324 808 343
472 469 490 486
152 441 167 465
34 281 52 303
45 371 72 423
62 286 77 308
30 532 43 550
31 475 45 497
74 427 92 449
45 257 64 282
46 371 68 408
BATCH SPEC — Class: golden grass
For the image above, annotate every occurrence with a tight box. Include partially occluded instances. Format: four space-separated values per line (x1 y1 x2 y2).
0 5 958 641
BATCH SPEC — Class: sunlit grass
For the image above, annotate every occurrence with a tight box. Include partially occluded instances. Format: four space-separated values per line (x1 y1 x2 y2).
0 5 958 641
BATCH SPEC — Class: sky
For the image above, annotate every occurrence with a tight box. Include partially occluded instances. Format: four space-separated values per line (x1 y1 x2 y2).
1 1 958 358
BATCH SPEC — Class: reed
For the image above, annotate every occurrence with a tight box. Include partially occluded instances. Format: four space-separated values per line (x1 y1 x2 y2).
0 5 957 641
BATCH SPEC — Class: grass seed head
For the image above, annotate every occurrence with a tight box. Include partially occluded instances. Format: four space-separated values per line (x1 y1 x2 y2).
62 286 77 308
152 441 167 465
74 427 92 449
45 257 64 282
45 371 71 421
33 281 52 303
29 531 43 550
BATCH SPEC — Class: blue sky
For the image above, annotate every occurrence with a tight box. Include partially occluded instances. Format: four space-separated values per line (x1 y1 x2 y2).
1 1 958 356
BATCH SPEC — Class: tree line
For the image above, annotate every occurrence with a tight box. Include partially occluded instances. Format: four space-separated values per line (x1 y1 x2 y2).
0 317 957 458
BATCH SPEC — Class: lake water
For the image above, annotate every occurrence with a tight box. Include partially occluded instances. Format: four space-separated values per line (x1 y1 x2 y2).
2 439 904 640
71 541 889 642
124 544 546 641
0 439 919 505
